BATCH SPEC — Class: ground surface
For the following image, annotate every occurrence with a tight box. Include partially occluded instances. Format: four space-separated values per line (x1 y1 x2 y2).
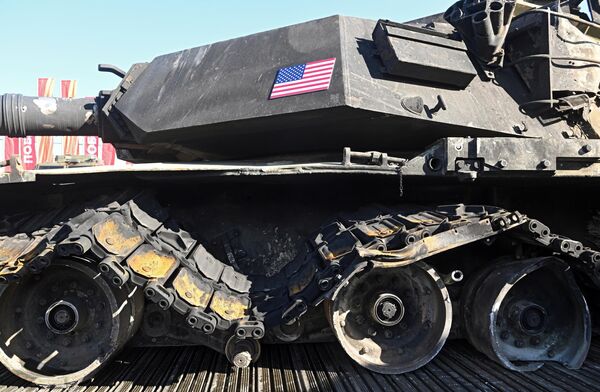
1 339 599 392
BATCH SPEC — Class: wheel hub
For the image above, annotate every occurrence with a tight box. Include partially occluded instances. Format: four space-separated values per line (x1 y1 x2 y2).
520 305 546 334
45 300 79 334
372 293 404 326
508 300 547 336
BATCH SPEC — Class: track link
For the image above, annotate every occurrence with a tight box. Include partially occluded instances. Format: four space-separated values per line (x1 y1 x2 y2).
0 193 599 375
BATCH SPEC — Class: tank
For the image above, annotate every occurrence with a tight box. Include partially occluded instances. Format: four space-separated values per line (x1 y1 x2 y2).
0 0 599 386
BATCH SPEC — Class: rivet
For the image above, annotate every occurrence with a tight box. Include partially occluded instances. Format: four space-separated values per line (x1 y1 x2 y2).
105 237 114 245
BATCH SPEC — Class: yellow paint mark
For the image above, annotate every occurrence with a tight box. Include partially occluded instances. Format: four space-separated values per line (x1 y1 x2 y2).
127 245 177 279
209 291 248 321
94 216 143 256
173 268 213 309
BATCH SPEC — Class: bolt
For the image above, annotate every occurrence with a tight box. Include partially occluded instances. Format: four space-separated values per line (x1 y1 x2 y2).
424 287 432 295
424 320 432 329
95 321 103 329
500 331 510 340
547 349 555 358
367 327 377 337
82 334 90 343
355 315 365 325
456 160 465 170
24 341 33 349
36 316 45 324
233 351 252 368
498 159 508 168
384 330 393 339
583 144 592 153
46 331 55 340
530 336 541 346
513 122 528 133
62 337 72 347
515 339 524 348
540 159 551 169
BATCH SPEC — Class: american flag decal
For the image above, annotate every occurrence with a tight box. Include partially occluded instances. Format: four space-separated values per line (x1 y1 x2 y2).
269 58 336 99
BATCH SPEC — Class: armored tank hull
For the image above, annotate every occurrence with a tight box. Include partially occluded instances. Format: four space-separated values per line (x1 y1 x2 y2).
0 0 600 386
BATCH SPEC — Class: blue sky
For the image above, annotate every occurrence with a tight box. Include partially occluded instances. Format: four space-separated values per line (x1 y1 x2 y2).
0 0 451 97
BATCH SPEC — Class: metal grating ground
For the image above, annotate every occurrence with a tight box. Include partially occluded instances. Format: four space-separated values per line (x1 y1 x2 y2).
1 339 599 392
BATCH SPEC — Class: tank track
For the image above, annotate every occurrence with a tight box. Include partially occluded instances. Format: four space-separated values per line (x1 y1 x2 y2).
0 193 599 362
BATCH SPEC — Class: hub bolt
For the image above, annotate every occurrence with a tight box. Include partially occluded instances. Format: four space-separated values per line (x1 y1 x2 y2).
372 293 405 326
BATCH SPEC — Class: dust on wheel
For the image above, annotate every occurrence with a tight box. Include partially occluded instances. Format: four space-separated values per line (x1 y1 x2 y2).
327 262 452 374
0 259 142 385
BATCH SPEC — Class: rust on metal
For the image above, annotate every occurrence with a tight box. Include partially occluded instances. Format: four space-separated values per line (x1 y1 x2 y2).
173 268 213 309
127 244 178 279
93 214 143 255
288 264 316 296
209 290 249 321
